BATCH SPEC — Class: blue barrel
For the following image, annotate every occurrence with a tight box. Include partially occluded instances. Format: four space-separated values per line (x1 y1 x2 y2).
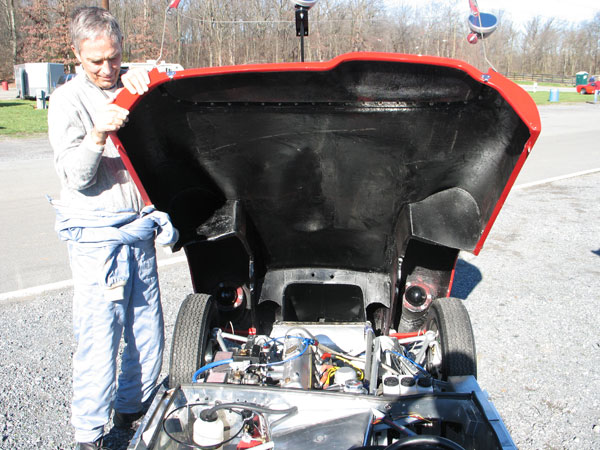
548 88 559 102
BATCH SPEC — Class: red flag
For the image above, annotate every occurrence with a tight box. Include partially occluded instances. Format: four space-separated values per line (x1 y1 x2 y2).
168 0 181 9
469 0 480 17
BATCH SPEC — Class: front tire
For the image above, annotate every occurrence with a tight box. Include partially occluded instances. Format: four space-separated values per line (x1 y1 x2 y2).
425 297 477 380
169 293 220 387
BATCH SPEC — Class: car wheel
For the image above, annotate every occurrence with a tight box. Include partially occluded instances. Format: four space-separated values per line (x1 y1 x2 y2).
169 293 220 387
580 88 587 95
424 297 477 380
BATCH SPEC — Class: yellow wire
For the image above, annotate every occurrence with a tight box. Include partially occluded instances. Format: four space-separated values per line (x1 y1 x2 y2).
333 355 364 381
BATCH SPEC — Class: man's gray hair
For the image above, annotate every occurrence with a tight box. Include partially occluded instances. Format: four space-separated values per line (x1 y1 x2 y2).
70 6 122 53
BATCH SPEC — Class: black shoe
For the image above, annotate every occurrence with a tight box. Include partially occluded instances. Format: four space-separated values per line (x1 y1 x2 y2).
113 410 145 429
75 437 110 449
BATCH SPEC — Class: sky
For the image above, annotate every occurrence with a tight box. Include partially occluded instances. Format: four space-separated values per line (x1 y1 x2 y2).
384 0 600 28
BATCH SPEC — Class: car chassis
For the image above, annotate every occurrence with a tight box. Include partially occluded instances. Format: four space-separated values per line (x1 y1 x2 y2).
112 52 540 450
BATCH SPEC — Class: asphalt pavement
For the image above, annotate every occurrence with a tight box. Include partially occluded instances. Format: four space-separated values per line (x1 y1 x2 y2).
0 87 17 100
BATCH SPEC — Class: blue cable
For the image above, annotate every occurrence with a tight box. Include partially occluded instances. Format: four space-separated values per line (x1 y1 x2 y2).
259 336 315 367
263 335 312 347
388 350 428 375
191 336 315 382
192 358 234 382
263 338 310 367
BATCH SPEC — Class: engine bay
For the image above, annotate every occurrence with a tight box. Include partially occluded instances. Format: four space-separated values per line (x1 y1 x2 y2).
133 321 509 450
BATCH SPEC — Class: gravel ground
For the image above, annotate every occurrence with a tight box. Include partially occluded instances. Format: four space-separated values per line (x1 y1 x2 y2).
455 172 600 449
1 172 599 449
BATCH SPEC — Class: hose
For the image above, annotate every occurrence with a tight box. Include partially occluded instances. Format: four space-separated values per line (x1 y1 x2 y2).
200 402 298 429
260 336 313 367
284 326 316 340
192 359 234 382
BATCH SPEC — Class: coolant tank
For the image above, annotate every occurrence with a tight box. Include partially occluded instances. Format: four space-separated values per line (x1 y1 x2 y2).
193 415 224 448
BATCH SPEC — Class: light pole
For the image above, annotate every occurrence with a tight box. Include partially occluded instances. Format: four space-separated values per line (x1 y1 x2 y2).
290 0 319 62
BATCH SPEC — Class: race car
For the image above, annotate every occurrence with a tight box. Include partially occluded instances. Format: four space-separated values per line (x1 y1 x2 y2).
111 51 540 450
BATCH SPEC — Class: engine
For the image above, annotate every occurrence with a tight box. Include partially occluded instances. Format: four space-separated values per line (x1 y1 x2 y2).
194 323 440 396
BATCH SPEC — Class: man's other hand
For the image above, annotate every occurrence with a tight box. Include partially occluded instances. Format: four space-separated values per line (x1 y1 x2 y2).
121 67 150 95
90 97 131 145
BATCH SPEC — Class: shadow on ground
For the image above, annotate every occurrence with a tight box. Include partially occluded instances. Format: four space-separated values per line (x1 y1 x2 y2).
103 426 136 450
450 258 483 300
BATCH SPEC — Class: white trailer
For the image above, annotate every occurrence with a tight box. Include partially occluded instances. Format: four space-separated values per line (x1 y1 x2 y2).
74 60 184 76
14 63 65 99
121 60 184 73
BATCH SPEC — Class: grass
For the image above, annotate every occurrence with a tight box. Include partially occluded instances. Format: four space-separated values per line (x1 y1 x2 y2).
0 100 48 137
529 90 598 105
514 80 570 88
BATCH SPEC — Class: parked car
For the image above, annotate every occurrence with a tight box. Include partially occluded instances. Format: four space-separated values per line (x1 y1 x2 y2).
56 73 76 87
576 75 599 94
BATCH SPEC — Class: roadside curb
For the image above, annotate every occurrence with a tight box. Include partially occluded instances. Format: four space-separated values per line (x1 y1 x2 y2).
515 168 600 189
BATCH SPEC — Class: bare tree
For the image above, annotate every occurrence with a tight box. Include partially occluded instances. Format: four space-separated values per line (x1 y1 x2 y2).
1 0 598 84
0 0 19 80
579 12 600 74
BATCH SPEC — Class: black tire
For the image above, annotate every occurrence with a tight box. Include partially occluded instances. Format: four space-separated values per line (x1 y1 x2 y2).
580 88 587 95
424 297 477 380
169 293 220 387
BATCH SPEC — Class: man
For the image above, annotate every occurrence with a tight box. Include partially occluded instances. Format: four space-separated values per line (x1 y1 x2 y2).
48 7 177 450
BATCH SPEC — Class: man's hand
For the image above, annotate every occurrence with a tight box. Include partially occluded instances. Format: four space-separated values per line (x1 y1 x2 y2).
90 96 131 146
89 68 150 146
121 67 150 95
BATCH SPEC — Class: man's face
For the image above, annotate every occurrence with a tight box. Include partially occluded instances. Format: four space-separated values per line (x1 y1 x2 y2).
73 35 122 89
